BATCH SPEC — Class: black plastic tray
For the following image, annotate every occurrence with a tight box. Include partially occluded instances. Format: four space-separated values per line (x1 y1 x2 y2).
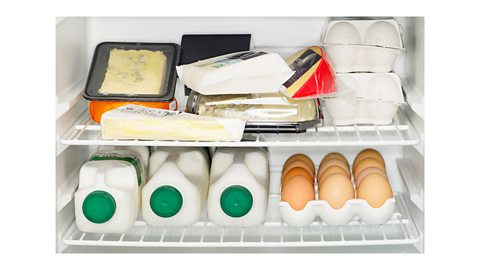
84 42 180 102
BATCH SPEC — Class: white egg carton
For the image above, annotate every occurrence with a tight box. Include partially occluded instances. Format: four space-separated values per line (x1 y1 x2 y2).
322 19 404 73
324 73 404 125
279 197 395 226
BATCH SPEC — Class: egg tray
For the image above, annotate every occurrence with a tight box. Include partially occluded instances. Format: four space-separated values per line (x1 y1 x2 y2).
279 197 395 226
323 73 405 125
321 19 404 73
280 171 395 226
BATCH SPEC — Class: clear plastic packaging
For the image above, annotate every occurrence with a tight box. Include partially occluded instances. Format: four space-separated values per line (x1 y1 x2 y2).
186 92 322 133
323 73 404 125
84 42 180 122
282 46 336 99
176 51 294 95
322 19 404 73
101 104 246 142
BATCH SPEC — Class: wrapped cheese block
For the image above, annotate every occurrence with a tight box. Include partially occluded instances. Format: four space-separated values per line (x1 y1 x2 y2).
176 51 294 95
101 105 246 142
282 46 336 99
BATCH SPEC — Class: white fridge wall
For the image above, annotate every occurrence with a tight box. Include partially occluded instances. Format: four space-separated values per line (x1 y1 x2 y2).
56 17 424 253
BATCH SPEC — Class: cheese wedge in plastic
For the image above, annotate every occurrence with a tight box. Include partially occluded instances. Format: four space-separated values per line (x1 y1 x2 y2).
101 105 246 142
282 46 336 99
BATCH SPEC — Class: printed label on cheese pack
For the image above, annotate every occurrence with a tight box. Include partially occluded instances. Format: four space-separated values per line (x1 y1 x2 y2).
118 104 180 118
90 151 145 186
198 51 267 69
283 49 322 88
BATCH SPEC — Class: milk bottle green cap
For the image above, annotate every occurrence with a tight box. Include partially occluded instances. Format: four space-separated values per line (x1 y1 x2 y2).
149 186 183 218
82 190 116 224
220 185 253 218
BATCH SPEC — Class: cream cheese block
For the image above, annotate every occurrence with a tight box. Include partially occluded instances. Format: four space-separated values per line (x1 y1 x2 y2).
101 105 246 142
99 49 167 95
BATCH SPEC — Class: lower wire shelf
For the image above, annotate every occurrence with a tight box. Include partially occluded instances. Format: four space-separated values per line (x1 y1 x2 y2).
62 194 420 248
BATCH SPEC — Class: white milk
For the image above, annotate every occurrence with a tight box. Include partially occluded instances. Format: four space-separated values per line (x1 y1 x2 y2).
74 146 149 233
142 147 210 226
208 148 270 226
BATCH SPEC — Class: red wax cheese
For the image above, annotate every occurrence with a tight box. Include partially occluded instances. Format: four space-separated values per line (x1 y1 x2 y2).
283 46 336 99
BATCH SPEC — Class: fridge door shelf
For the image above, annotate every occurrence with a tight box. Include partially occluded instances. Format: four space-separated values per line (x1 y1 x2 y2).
62 194 419 248
60 106 419 147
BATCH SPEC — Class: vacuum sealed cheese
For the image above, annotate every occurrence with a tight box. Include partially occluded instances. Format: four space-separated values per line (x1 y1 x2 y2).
101 105 246 142
176 51 294 95
99 49 167 95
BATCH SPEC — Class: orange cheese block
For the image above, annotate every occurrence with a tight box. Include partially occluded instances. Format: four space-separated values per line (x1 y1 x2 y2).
89 99 177 123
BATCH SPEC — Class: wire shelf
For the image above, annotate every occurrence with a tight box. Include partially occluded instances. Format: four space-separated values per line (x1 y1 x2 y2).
60 108 419 147
63 194 420 248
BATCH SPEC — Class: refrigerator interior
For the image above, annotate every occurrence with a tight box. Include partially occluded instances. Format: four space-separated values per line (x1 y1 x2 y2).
55 17 424 253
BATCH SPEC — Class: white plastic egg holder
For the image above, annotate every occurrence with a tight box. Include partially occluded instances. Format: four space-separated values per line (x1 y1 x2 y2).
279 197 395 226
324 73 404 125
322 19 404 73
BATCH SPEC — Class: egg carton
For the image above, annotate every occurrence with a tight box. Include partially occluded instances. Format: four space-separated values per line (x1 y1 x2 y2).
323 73 404 125
279 197 395 226
322 19 404 73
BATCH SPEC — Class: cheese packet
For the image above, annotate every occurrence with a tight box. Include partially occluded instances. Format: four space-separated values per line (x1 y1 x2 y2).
101 105 246 142
176 51 294 95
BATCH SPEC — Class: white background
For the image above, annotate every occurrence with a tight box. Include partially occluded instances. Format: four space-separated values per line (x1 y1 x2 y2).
0 0 479 269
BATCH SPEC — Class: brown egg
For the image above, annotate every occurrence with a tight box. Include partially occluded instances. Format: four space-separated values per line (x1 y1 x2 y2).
320 152 348 167
282 167 314 186
317 165 351 188
353 158 385 183
318 173 354 209
281 175 315 211
356 167 388 188
357 173 393 208
283 154 315 176
317 159 350 181
283 159 315 177
353 148 385 173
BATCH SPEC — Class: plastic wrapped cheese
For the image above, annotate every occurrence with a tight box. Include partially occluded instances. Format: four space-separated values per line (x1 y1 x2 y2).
176 51 294 95
101 105 246 142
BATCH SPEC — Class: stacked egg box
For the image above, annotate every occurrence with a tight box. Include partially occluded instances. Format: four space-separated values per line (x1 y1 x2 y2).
321 19 405 125
280 149 395 226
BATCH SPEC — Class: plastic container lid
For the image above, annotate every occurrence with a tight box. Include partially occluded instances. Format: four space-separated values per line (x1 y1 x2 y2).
220 185 253 218
84 42 180 102
149 186 183 218
82 190 116 224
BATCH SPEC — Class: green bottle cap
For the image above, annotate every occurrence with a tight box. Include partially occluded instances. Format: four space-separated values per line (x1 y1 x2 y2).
220 185 253 218
150 186 183 218
82 190 116 224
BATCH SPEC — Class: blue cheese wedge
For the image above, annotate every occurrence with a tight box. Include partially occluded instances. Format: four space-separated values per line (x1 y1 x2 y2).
99 49 167 95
